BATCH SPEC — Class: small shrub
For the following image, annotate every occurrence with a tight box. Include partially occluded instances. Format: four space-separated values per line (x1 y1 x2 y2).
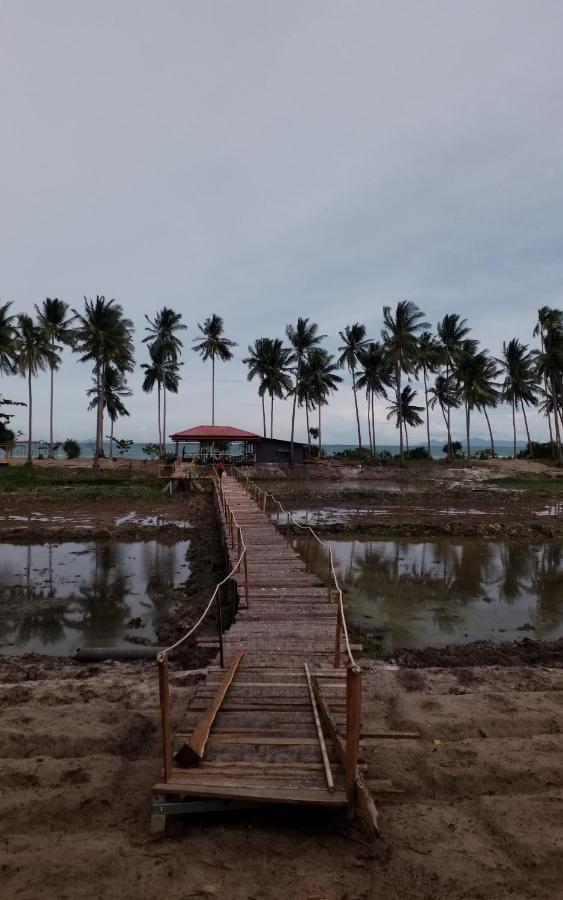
442 440 464 459
62 438 81 459
142 443 160 460
407 446 429 460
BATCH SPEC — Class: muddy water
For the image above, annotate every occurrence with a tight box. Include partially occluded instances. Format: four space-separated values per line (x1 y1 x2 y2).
296 536 563 650
0 540 189 656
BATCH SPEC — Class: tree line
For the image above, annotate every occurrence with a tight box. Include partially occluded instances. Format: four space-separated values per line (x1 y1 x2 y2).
0 296 562 465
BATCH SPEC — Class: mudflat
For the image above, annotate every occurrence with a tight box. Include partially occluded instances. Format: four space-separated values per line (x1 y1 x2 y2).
1 656 562 899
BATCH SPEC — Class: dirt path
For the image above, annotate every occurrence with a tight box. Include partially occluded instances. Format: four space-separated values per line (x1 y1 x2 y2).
1 656 561 899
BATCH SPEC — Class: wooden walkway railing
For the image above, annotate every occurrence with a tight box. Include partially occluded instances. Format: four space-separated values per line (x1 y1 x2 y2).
151 470 378 834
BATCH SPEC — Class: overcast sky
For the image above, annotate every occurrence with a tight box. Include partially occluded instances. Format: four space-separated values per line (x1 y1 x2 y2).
1 1 562 446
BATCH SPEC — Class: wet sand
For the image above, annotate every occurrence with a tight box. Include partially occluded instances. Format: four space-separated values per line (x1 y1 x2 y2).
1 655 562 899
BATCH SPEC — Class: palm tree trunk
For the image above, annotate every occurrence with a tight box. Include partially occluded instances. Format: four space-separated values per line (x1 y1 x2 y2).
483 407 496 457
157 382 162 455
109 418 114 459
397 366 404 465
522 402 533 457
446 360 451 459
26 367 33 466
371 390 376 455
423 366 431 457
163 380 167 457
541 335 555 456
352 365 362 448
261 395 266 438
512 397 517 458
466 402 471 460
553 376 563 465
211 353 215 425
94 363 103 469
270 393 274 439
290 362 300 465
305 403 311 454
318 404 322 457
48 335 55 458
367 391 373 456
405 422 409 455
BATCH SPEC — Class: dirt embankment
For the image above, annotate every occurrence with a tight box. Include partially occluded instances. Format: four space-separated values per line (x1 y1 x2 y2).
1 656 562 899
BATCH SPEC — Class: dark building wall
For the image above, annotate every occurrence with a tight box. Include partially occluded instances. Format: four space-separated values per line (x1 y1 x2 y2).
255 438 305 464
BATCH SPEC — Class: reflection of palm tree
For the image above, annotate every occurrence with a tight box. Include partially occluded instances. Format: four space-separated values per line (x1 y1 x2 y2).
497 543 532 603
530 544 563 636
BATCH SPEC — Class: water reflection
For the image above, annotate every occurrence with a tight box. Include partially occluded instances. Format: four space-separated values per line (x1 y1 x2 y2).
0 540 189 656
295 537 563 650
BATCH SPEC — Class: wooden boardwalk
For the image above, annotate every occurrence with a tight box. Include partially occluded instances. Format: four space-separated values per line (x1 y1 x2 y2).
152 472 377 833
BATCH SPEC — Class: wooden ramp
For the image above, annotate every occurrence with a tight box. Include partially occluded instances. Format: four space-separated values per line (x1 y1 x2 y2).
152 472 377 833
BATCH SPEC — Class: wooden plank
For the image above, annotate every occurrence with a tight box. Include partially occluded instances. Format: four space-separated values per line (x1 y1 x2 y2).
152 781 348 806
175 650 244 767
304 662 334 793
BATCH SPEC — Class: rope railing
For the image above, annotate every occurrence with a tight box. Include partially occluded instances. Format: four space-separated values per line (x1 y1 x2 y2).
233 467 357 671
156 468 249 781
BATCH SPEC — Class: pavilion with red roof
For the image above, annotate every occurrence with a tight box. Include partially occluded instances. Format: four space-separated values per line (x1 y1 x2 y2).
169 424 305 465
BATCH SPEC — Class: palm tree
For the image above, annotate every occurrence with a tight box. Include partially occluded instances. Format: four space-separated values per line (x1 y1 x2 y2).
34 298 74 458
286 318 325 463
536 325 563 465
500 338 538 458
381 301 429 464
14 314 57 465
243 338 273 437
474 355 502 458
455 342 501 459
88 365 132 458
533 307 563 453
143 308 186 455
356 341 393 455
141 347 182 454
260 339 294 438
428 373 461 434
436 314 472 458
302 348 342 455
386 384 424 454
72 296 135 467
338 323 368 449
416 331 442 457
0 301 17 375
192 314 236 425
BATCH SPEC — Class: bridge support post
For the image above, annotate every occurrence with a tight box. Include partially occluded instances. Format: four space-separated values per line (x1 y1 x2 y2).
334 607 341 668
158 657 172 783
345 665 362 816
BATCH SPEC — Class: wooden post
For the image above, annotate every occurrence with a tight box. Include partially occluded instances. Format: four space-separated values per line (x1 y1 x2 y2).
244 552 250 608
262 491 267 513
230 510 235 547
158 656 172 782
216 585 224 669
305 531 311 572
334 606 341 668
286 513 290 540
327 553 332 603
276 508 280 529
346 665 362 814
237 526 242 571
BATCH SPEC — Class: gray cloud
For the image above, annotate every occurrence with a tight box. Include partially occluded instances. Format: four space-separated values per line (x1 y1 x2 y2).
1 0 562 445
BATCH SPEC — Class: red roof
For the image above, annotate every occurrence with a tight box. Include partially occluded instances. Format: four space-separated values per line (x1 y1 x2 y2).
169 425 263 442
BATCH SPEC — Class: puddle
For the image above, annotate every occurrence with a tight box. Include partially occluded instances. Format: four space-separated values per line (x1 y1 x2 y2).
257 479 420 496
294 536 563 650
0 539 190 656
535 503 563 518
273 506 489 526
114 512 190 527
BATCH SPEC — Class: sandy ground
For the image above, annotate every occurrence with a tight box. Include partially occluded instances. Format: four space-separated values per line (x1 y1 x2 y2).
1 656 562 900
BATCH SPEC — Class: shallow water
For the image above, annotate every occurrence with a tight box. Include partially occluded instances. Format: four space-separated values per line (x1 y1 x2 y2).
295 536 563 650
257 479 420 496
0 540 189 656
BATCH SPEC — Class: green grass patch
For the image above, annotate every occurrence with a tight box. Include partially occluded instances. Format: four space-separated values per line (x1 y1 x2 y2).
0 466 163 499
489 475 563 494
